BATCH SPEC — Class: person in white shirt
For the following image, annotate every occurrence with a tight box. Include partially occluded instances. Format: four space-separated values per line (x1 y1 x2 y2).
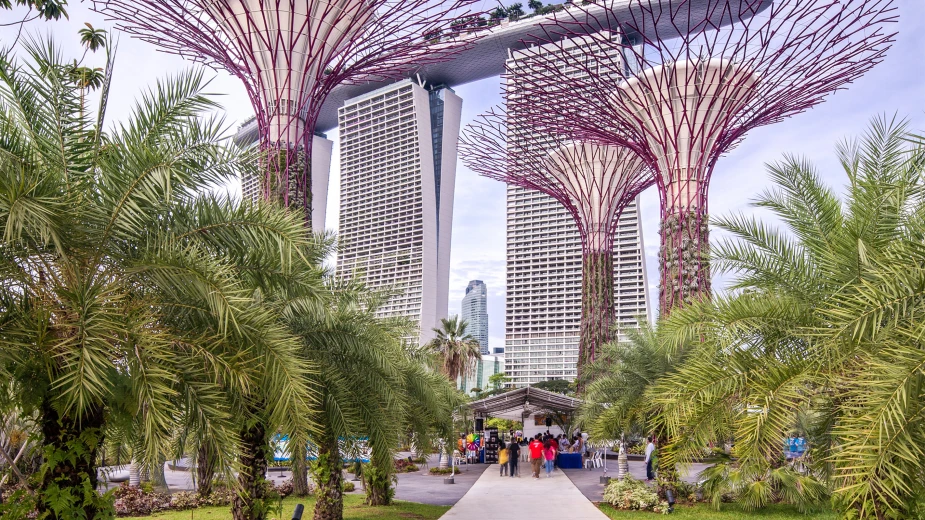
644 437 656 481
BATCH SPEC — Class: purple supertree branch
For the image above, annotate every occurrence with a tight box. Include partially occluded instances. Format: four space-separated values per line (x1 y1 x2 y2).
459 106 653 378
506 0 896 313
459 107 653 252
93 0 482 221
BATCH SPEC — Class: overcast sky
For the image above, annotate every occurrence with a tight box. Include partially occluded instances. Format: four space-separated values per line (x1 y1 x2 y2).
2 1 924 353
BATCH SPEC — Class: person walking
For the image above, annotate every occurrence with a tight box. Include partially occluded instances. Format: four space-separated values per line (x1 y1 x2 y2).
499 441 509 476
508 439 520 477
644 436 656 482
529 435 544 479
543 438 557 477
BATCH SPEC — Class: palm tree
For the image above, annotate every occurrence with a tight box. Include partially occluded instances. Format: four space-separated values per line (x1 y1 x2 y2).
427 316 482 384
649 117 925 517
506 2 524 20
528 0 543 13
0 37 313 518
577 323 672 441
280 284 457 519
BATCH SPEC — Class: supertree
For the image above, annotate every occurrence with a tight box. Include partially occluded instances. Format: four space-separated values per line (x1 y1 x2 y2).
506 0 896 314
93 0 480 225
459 107 652 379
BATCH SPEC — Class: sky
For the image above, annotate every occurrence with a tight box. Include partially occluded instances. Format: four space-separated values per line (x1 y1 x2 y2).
2 1 924 353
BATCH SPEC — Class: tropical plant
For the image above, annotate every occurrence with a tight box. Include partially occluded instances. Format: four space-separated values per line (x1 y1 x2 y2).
506 2 524 20
577 323 672 441
0 0 67 20
488 371 509 390
533 379 573 395
0 37 313 519
528 0 543 13
649 117 925 518
489 6 506 20
426 316 482 384
279 283 458 519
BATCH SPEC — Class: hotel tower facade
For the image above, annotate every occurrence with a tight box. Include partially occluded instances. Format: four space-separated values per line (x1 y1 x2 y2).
336 79 461 345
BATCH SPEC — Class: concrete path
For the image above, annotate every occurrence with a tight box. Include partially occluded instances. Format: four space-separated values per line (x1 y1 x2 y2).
440 464 609 520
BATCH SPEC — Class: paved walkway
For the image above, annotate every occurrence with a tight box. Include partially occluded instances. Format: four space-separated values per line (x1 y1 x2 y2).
440 464 609 519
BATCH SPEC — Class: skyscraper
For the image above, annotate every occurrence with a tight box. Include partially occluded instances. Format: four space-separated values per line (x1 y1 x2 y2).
336 79 461 345
504 34 650 386
461 280 489 354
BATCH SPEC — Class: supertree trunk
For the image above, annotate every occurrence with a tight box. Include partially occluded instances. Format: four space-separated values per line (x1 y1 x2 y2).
311 433 344 520
579 249 615 381
659 207 710 314
37 398 107 520
263 146 312 225
232 415 271 520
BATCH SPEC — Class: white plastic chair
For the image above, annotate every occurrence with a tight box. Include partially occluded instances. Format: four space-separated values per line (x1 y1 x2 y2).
584 450 595 469
585 450 603 469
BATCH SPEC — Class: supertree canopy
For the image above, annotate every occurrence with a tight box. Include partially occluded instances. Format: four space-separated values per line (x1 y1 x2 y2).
94 0 479 224
459 108 652 378
506 0 896 313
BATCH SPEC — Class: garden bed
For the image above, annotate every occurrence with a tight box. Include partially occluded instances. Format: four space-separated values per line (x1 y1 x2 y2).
124 495 448 520
598 502 837 519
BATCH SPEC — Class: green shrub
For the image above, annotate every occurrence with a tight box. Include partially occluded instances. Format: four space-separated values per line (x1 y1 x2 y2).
112 483 171 516
393 459 419 472
603 477 670 514
169 491 200 510
429 467 453 475
343 481 356 492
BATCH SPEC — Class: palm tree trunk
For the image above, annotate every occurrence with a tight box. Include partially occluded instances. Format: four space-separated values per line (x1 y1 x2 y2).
363 456 395 506
37 398 105 520
232 415 270 520
129 459 140 487
311 433 344 520
291 441 311 497
197 441 216 497
579 250 615 385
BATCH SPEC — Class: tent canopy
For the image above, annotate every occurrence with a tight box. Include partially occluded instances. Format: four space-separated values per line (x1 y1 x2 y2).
467 386 581 421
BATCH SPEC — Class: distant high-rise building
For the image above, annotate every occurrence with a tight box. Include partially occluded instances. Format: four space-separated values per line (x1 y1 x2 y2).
458 354 505 394
336 79 461 345
504 34 650 386
461 280 489 354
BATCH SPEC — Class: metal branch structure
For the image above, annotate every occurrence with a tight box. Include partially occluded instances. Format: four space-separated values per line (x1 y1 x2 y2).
507 0 897 313
459 107 652 378
94 0 480 223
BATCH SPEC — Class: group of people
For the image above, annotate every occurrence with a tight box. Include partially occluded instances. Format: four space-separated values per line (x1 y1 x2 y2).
497 430 588 479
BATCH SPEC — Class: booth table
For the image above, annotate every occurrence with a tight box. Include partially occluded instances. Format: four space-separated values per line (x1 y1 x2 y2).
557 452 583 469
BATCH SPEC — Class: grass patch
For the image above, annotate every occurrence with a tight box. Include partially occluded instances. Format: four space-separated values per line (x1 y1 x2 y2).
125 495 449 520
598 502 838 519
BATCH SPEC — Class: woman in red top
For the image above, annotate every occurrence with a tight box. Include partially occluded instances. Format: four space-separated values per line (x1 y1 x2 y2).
528 435 545 479
543 439 557 477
